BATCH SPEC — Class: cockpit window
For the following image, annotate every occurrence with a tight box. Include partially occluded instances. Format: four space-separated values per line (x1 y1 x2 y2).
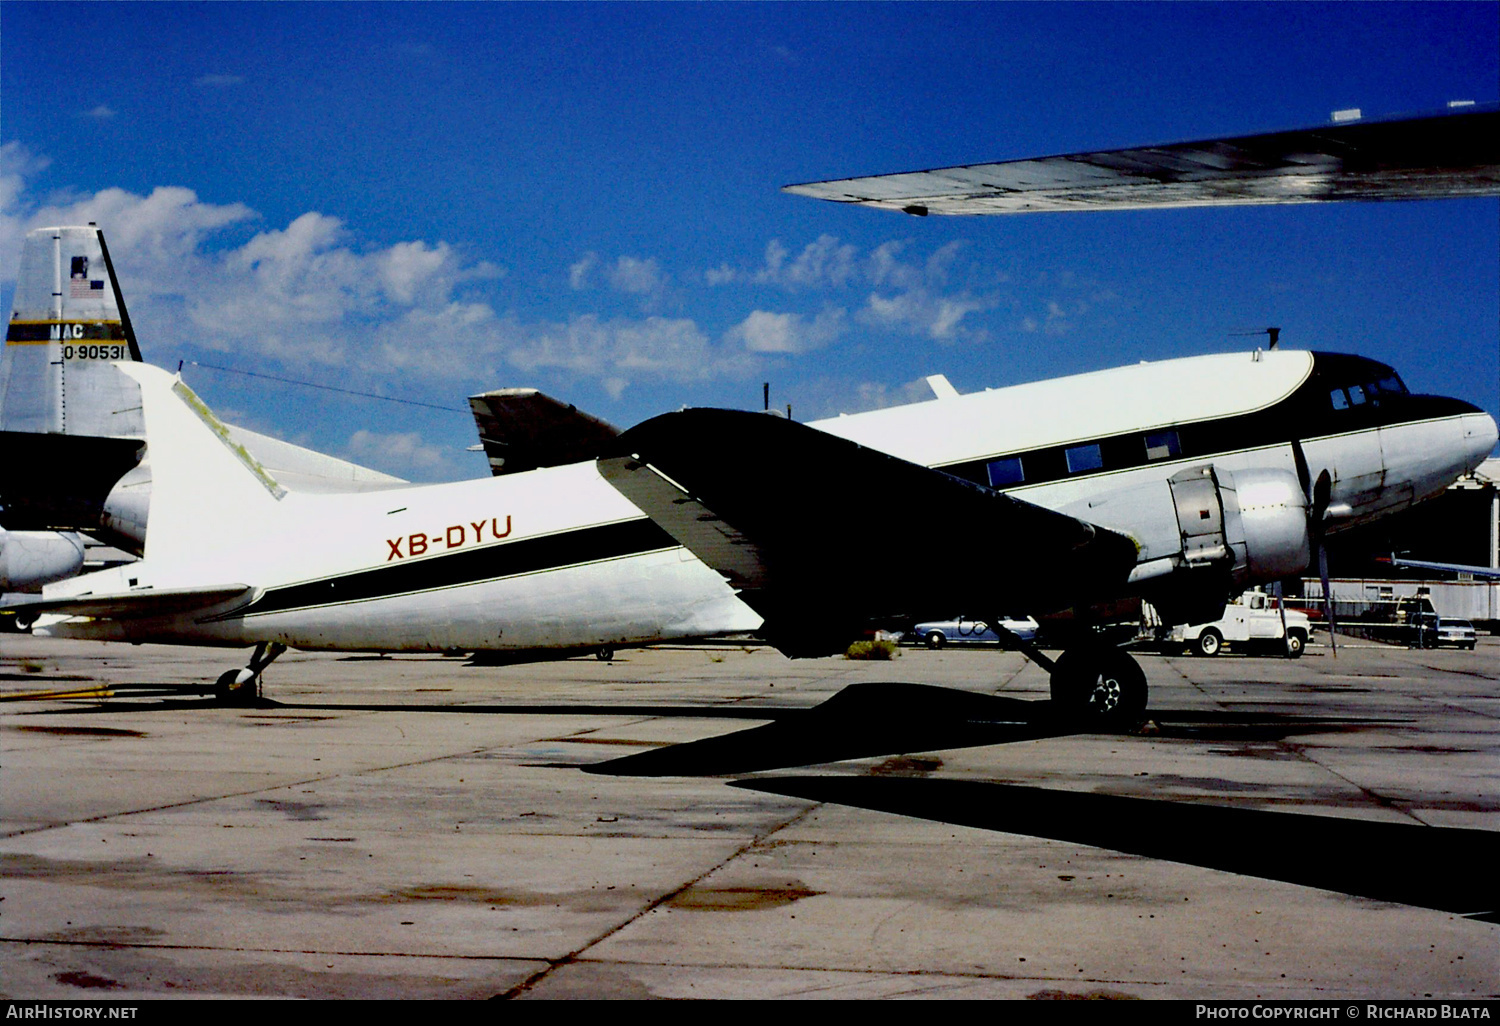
1375 374 1407 395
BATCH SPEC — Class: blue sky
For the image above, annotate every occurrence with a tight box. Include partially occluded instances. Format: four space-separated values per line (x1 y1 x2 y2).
3 2 1496 481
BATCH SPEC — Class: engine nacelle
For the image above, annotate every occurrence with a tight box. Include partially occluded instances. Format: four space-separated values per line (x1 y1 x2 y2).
0 529 86 591
1058 464 1311 623
100 461 151 554
1218 467 1312 589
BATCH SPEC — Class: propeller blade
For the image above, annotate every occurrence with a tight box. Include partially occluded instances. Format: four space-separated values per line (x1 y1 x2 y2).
1310 470 1337 657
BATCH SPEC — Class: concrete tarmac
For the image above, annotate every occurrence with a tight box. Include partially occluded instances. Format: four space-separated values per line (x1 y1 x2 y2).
1 633 1496 1000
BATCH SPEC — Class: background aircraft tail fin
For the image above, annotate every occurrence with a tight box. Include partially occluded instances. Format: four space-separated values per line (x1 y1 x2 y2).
1 225 143 439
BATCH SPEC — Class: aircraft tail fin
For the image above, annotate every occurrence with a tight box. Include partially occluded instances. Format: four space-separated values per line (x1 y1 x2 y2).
115 363 287 564
1 225 143 439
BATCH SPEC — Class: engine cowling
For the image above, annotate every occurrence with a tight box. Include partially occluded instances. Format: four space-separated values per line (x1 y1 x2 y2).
1059 464 1312 624
0 529 86 591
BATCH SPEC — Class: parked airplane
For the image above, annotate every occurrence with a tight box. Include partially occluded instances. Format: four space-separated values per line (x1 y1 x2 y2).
4 107 1496 720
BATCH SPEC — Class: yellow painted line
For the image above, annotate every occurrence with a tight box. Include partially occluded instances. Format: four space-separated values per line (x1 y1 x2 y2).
6 320 123 325
0 685 114 701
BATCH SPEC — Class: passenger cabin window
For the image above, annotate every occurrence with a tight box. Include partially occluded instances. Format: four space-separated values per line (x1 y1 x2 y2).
1348 384 1367 405
1330 388 1350 411
1065 443 1103 474
1144 429 1180 461
986 457 1024 487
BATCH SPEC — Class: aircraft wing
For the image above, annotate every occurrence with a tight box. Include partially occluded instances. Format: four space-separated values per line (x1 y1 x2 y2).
4 584 253 620
1375 555 1500 580
783 105 1500 215
469 388 621 476
598 409 1139 656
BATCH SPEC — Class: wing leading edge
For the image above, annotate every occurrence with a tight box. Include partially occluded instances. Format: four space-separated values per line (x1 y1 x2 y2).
783 105 1500 215
599 409 1139 656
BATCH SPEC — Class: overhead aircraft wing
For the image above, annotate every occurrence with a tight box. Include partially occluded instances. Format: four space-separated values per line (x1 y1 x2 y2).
469 388 621 476
598 409 1140 656
4 583 254 620
783 105 1500 215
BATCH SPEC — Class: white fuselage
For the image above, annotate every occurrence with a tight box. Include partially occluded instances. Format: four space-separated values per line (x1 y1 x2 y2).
43 351 1497 652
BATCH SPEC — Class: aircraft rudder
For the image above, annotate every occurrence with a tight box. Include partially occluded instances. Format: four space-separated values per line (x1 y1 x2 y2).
2 225 142 438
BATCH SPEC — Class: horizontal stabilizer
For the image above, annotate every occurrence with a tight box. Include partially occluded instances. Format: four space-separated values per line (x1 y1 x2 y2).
469 388 620 475
5 583 252 620
784 105 1500 215
0 431 144 530
600 409 1139 656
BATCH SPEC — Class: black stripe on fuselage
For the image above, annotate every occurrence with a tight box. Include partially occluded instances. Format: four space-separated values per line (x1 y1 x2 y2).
212 518 678 620
938 352 1481 489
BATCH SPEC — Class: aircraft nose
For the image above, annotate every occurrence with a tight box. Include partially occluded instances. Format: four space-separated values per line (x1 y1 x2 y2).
1462 411 1499 472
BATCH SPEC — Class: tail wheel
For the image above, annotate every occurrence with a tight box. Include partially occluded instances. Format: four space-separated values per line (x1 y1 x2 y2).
1195 629 1223 657
596 646 615 662
1049 648 1148 727
213 668 259 706
925 631 946 650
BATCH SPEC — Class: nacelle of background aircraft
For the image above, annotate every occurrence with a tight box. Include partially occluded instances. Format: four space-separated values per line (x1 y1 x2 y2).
1061 464 1311 624
100 463 151 554
0 529 86 592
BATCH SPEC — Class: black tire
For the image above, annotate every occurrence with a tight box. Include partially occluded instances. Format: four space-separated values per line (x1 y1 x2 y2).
1196 629 1223 657
1285 631 1306 659
1049 648 1148 727
925 631 946 650
595 646 615 662
213 669 258 706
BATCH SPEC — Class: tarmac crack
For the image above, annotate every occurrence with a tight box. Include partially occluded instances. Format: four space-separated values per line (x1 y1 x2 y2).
494 800 822 999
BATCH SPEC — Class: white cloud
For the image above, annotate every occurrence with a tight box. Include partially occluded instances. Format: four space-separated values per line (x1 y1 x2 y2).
725 307 847 354
605 255 665 296
754 234 858 289
859 288 994 342
195 74 246 88
345 428 463 479
83 105 116 120
506 313 754 392
569 252 598 289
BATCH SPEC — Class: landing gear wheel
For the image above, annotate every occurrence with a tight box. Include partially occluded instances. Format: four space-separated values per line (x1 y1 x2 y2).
1049 648 1148 728
1285 632 1305 659
595 646 615 662
1196 629 1223 657
925 631 946 650
212 641 286 706
214 668 259 706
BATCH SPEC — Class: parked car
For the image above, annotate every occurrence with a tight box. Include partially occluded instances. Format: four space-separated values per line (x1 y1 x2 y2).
909 615 1039 649
1435 618 1478 650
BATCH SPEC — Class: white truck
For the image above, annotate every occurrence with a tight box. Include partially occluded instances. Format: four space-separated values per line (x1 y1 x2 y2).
1163 589 1312 658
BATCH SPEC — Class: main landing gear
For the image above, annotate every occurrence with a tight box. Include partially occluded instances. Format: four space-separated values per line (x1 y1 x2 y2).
214 641 287 706
989 618 1147 728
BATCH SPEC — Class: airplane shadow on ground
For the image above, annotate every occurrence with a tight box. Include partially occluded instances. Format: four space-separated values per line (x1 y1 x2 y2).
732 775 1500 922
584 681 1382 777
584 681 1493 921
